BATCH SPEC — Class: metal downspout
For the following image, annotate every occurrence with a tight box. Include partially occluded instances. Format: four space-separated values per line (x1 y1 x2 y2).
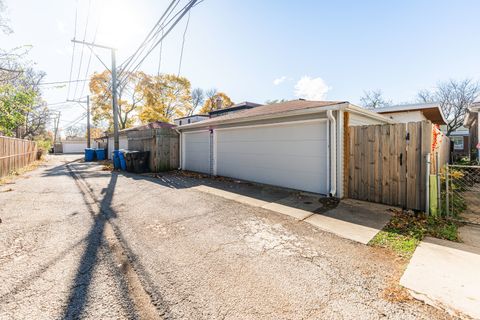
327 110 337 197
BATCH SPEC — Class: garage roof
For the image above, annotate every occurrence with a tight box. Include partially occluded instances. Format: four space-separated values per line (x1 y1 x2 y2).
179 100 346 128
375 103 447 125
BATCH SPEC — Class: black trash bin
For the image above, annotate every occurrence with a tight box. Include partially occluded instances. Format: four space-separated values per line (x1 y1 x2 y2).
124 151 137 172
132 151 149 173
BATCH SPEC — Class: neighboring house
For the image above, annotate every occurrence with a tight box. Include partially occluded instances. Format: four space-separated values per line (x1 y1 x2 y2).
209 101 261 118
448 126 471 160
96 121 176 159
374 103 447 126
174 114 209 126
464 102 480 161
177 100 393 198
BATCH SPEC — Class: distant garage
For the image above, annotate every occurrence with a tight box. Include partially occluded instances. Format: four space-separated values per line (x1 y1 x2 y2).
178 100 392 197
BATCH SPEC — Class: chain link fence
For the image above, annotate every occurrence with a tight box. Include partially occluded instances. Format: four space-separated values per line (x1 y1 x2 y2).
444 165 480 224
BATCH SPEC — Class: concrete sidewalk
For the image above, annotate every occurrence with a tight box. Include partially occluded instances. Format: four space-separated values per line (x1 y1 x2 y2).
194 185 392 244
400 236 480 319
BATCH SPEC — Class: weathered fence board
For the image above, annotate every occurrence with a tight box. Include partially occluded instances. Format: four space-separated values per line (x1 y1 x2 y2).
348 121 432 211
0 136 38 178
127 128 179 172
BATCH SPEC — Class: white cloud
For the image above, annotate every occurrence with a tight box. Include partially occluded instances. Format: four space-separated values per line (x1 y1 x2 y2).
273 76 287 86
294 76 331 100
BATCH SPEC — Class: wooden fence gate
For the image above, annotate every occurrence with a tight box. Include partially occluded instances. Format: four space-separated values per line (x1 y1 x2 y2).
0 136 38 178
347 121 432 211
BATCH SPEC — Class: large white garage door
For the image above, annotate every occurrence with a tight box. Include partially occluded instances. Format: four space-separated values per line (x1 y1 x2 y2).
216 120 328 194
183 131 211 174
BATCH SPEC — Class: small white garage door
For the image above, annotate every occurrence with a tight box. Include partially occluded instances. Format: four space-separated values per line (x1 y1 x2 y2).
62 142 87 154
183 131 211 174
216 120 329 194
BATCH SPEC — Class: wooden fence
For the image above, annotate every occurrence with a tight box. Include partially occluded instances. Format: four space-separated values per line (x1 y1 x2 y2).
347 121 433 211
0 136 38 178
127 128 179 172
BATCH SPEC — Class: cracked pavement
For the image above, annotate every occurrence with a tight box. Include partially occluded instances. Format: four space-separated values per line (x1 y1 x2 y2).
0 155 453 319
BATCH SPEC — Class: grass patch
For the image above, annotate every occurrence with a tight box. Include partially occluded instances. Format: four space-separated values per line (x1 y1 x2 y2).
370 210 461 258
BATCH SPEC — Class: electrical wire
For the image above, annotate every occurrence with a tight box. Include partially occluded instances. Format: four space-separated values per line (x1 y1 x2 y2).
177 10 191 76
67 0 79 100
73 0 92 99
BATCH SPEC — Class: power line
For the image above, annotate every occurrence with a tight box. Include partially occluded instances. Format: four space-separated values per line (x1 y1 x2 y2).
39 79 89 86
67 0 79 100
73 0 92 99
177 10 191 76
118 0 198 88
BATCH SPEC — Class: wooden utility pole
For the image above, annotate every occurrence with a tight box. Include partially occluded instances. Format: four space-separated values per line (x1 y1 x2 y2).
86 95 91 148
71 39 119 151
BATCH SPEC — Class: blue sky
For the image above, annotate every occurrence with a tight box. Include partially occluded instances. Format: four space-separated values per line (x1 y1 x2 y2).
2 0 480 127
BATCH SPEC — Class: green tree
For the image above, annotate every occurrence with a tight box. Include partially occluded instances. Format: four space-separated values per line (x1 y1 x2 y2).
0 84 36 136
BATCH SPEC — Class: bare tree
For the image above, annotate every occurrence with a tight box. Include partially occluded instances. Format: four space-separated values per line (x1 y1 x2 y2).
359 90 391 109
65 125 86 139
0 0 12 34
417 79 480 135
189 88 204 115
265 99 287 105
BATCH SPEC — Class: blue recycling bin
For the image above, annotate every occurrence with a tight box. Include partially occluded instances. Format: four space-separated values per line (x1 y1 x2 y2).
95 148 106 161
113 150 121 169
119 150 127 171
84 148 95 162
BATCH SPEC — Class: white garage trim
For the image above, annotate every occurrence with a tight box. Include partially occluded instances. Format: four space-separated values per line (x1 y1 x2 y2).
214 118 328 131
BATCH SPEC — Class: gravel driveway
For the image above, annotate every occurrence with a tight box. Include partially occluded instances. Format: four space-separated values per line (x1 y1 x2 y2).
0 155 452 319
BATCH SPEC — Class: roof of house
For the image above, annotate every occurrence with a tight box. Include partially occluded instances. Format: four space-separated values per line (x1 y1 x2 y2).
178 100 347 129
208 101 262 116
375 103 447 125
464 101 480 127
174 114 209 121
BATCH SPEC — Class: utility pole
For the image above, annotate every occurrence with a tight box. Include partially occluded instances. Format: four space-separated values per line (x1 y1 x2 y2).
71 39 119 151
86 95 91 148
111 49 119 151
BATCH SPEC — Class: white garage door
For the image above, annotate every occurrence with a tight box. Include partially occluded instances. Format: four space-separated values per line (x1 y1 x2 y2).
216 120 328 194
183 131 211 174
62 142 87 154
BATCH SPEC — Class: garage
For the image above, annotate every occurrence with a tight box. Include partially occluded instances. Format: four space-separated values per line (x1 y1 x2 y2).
178 100 392 198
61 140 87 154
182 130 211 174
216 120 329 194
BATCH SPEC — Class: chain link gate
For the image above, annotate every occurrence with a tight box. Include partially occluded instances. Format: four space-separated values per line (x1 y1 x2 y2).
445 165 480 224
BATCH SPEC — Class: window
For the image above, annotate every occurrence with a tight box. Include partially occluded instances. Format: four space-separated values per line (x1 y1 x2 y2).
452 136 464 150
179 120 182 125
188 119 191 124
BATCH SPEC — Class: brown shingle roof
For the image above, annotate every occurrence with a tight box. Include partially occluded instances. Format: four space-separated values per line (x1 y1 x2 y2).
180 100 345 128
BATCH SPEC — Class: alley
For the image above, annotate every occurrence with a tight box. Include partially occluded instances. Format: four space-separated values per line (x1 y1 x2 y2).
0 156 451 319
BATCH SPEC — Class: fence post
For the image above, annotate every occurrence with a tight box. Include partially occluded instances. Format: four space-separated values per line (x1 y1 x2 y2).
446 165 450 217
436 152 441 215
425 152 430 215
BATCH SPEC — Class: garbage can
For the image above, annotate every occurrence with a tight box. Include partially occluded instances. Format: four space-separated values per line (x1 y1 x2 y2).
119 150 127 171
112 150 121 169
124 151 137 172
85 148 95 162
95 148 106 161
132 151 149 173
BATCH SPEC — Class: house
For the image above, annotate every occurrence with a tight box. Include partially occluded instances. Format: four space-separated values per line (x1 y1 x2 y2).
176 100 393 198
174 114 209 126
209 101 261 118
96 121 175 159
375 103 447 126
448 126 471 161
464 102 480 161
